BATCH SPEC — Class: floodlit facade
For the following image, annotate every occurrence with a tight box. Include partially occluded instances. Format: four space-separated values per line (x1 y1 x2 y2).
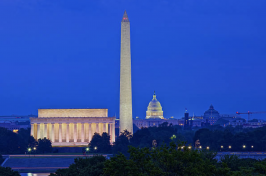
146 92 164 119
119 10 133 134
30 109 115 146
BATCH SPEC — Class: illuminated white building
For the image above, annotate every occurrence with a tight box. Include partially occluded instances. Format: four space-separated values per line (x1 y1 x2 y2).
30 109 115 146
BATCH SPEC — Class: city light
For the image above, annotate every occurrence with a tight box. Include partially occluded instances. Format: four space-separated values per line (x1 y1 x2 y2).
86 147 89 151
251 145 254 148
243 145 246 149
33 147 36 150
221 146 223 149
28 148 31 152
94 146 97 150
199 146 202 149
188 146 191 149
171 135 176 140
206 146 209 150
229 145 231 149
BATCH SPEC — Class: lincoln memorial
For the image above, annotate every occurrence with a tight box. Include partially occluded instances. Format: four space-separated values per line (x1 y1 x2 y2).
30 109 116 146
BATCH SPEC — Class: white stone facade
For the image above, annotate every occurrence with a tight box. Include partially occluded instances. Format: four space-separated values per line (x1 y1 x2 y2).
30 109 115 146
119 11 133 134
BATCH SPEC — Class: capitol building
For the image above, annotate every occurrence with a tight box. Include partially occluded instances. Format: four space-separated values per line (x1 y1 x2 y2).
145 92 164 119
133 92 180 129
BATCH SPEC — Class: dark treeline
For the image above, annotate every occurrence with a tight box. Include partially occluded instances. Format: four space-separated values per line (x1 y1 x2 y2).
0 127 52 154
195 125 266 151
1 123 266 155
50 143 266 176
89 123 266 155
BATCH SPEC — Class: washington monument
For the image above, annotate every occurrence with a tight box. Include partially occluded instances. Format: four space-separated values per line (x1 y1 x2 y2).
119 10 133 134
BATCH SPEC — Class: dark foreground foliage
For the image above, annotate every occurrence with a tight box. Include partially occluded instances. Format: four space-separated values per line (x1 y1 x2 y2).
0 166 20 176
49 155 106 176
50 142 266 176
0 127 52 154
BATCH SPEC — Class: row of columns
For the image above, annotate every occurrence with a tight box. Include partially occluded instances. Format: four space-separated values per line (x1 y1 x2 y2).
31 122 115 143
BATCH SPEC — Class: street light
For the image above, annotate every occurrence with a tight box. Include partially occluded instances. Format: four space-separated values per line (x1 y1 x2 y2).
228 145 231 149
221 146 223 149
188 146 192 150
85 147 89 156
33 147 36 157
251 145 254 149
170 135 176 140
199 146 202 149
94 146 97 153
28 148 31 158
206 146 209 150
243 145 246 149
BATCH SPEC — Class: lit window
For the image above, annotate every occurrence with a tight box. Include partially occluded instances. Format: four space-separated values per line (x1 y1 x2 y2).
13 129 18 133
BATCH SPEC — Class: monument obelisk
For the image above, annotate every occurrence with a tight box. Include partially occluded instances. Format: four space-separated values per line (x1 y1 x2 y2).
119 10 133 134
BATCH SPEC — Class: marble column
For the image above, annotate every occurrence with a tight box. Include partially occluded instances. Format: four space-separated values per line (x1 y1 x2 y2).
74 123 77 143
81 123 84 142
96 123 99 133
59 123 62 142
85 123 89 142
88 123 92 142
66 123 69 143
103 123 106 133
111 123 115 143
44 123 47 138
37 124 40 140
108 123 111 135
31 124 34 137
51 123 55 143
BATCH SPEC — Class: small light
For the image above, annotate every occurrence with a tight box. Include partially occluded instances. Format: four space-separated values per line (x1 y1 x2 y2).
229 146 231 149
33 147 36 150
86 148 89 151
188 146 191 149
199 146 202 149
221 146 223 149
28 148 31 152
243 145 246 149
251 146 254 148
206 146 209 150
94 146 97 150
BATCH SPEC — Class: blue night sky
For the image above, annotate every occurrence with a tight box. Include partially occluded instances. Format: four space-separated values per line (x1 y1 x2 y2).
0 0 265 120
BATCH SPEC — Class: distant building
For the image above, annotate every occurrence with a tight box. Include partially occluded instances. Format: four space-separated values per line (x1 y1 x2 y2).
229 119 266 128
0 115 33 133
30 109 115 146
133 92 179 129
0 121 30 133
146 92 164 119
184 111 191 130
203 104 220 125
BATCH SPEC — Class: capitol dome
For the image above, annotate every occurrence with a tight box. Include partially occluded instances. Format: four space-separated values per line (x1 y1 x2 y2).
146 92 164 119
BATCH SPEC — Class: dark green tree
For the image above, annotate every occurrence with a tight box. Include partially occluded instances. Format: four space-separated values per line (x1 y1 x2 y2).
0 127 21 154
112 130 132 155
18 128 38 149
37 137 52 153
50 155 106 176
104 142 232 176
89 132 112 153
0 166 20 176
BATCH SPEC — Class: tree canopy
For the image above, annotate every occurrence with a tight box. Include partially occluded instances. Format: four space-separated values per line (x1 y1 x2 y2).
89 132 112 153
